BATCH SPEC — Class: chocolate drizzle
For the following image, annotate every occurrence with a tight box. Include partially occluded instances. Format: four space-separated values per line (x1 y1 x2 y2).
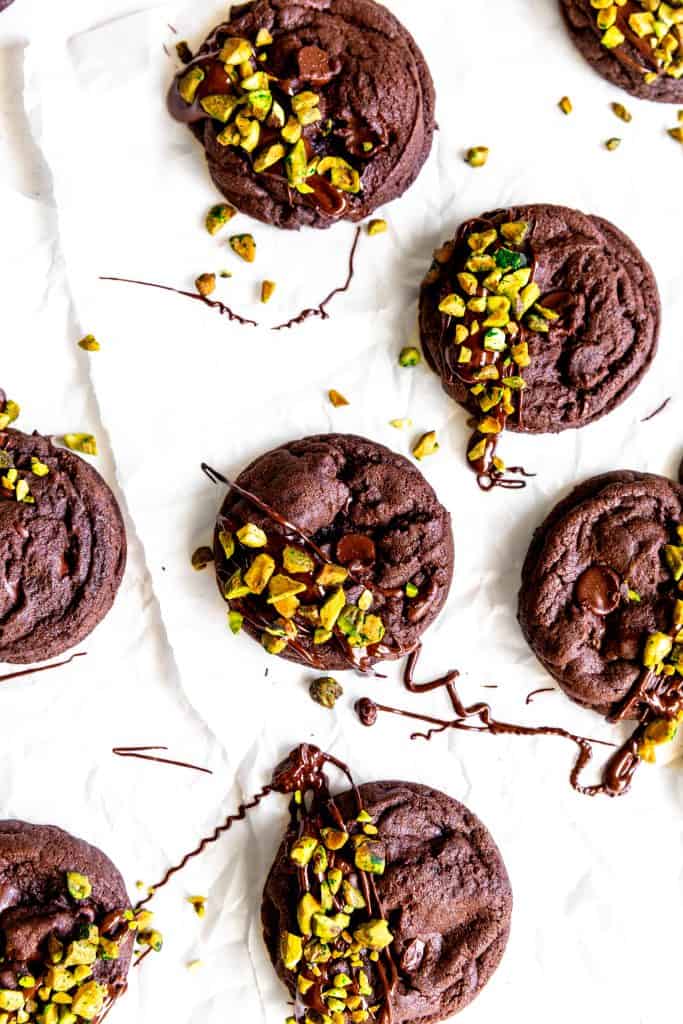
355 644 655 798
273 227 361 330
99 276 258 327
641 396 671 422
0 651 86 684
525 687 555 705
112 746 212 775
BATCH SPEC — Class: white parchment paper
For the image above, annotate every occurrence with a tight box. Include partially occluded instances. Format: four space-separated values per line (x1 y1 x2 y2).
0 0 681 1021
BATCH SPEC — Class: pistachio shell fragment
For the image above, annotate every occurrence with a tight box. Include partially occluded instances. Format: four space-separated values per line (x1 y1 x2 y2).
230 234 256 262
63 434 98 456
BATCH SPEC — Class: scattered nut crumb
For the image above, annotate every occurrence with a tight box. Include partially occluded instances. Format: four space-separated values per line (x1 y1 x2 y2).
389 418 412 429
328 389 349 408
78 334 100 352
195 273 216 297
230 234 256 263
398 346 421 367
611 102 632 123
412 430 439 460
367 219 387 236
62 433 98 456
261 280 276 303
465 146 489 167
558 96 573 115
605 137 621 151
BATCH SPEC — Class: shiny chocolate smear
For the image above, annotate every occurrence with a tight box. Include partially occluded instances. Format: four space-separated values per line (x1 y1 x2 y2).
575 565 621 616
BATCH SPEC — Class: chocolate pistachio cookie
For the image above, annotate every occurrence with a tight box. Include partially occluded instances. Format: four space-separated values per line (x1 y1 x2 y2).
0 1 15 11
262 775 513 1024
168 0 435 229
419 204 660 489
519 471 683 726
561 0 683 103
0 429 126 664
211 434 453 671
0 820 137 1023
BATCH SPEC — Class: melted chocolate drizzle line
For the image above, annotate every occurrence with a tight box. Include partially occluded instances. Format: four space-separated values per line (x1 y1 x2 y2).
273 227 361 330
112 746 213 775
525 687 555 705
0 651 86 683
135 785 274 909
99 276 259 327
641 396 671 423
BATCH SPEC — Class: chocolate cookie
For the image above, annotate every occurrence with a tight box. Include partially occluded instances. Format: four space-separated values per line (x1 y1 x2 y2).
0 1 15 12
168 0 435 229
262 778 513 1024
0 820 134 1021
518 471 683 716
0 428 126 664
419 204 660 487
211 433 453 671
560 0 683 103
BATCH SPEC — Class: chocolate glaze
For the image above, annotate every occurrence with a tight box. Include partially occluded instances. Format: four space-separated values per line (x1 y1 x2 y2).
0 651 86 684
525 687 555 705
112 746 212 775
575 565 621 616
356 645 646 798
99 275 258 327
641 397 671 423
273 227 361 330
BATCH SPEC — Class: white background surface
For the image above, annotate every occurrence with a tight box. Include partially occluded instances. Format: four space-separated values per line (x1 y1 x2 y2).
1 1 682 1022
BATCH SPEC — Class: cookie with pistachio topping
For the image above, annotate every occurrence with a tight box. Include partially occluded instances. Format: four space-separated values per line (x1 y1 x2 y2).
561 0 683 103
0 0 15 11
0 428 126 664
419 204 660 487
212 434 453 671
519 471 683 722
0 821 136 1024
168 0 435 229
261 779 513 1024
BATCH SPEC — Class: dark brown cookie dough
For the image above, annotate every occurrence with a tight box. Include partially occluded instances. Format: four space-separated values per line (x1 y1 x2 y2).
560 0 683 103
262 779 512 1024
0 1 16 12
0 429 126 665
212 434 454 671
518 471 683 715
168 0 435 229
419 204 660 439
0 820 133 1017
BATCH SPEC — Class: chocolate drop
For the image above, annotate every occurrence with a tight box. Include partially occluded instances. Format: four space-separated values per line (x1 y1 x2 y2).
575 565 621 616
337 533 376 566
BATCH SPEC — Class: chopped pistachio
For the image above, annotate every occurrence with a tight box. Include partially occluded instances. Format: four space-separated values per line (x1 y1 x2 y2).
230 233 256 262
63 434 98 456
664 545 683 581
70 982 106 1021
605 137 621 150
256 28 273 47
310 676 343 710
328 389 349 408
500 221 529 246
195 272 216 297
317 156 360 193
354 839 386 874
178 66 204 104
200 94 241 122
280 932 303 971
31 457 49 477
465 146 489 167
643 631 673 668
281 116 302 144
0 992 24 1012
558 96 573 115
412 430 439 460
268 574 307 602
218 530 235 559
601 25 625 47
261 280 276 304
219 37 254 64
228 609 243 634
253 143 286 172
244 553 276 594
262 632 287 655
611 101 632 122
626 588 641 603
398 346 421 367
668 126 683 143
78 334 100 352
66 872 92 901
320 828 348 851
438 294 466 317
468 229 498 253
205 203 236 235
282 546 315 574
237 522 267 547
316 563 348 586
224 570 250 600
297 892 321 935
389 417 412 429
191 545 214 571
352 919 393 951
367 219 387 236
320 586 346 630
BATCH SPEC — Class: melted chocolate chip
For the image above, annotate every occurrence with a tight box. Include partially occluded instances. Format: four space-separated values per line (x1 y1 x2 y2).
297 45 338 86
575 565 621 616
356 697 378 727
337 533 376 566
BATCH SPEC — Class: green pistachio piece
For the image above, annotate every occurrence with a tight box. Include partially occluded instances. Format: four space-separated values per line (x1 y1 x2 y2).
412 431 439 460
236 522 267 547
316 563 349 586
303 939 331 963
341 881 366 911
313 844 329 875
465 146 489 167
438 294 466 318
643 631 673 667
200 94 241 122
466 254 496 273
327 868 343 894
45 967 74 992
244 553 276 594
195 272 216 298
398 346 421 367
360 614 385 646
468 229 498 253
66 872 92 901
63 434 98 456
290 835 318 866
297 893 321 935
253 143 286 172
353 918 393 951
224 570 250 600
261 632 288 655
526 313 550 333
267 574 307 602
405 582 419 598
320 828 348 851
205 203 236 235
64 941 97 968
495 247 526 271
285 138 308 188
354 839 386 875
178 67 205 104
500 221 529 245
230 232 257 262
292 91 320 116
317 156 361 194
309 676 343 710
281 116 302 144
219 530 235 559
247 88 273 121
313 627 333 645
0 992 24 1012
320 587 346 631
280 932 303 971
30 457 49 477
219 37 254 64
78 334 100 352
664 545 683 581
312 913 350 942
70 982 106 1021
483 327 507 352
283 546 315 574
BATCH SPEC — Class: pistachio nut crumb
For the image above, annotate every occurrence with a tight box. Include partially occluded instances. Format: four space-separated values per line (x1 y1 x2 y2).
78 335 100 352
261 280 276 303
389 418 412 429
558 96 573 115
412 431 439 460
328 389 349 408
465 146 489 167
230 234 256 262
611 101 632 122
668 126 683 143
63 434 98 456
187 959 203 971
367 219 387 236
605 137 621 150
205 203 236 235
195 273 216 297
398 346 421 367
309 676 344 710
187 896 207 918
